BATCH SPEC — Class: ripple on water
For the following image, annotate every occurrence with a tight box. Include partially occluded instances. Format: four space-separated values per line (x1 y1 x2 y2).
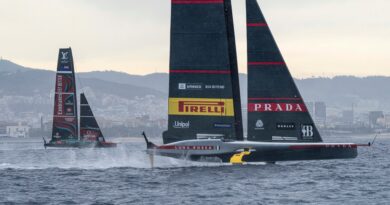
0 137 389 204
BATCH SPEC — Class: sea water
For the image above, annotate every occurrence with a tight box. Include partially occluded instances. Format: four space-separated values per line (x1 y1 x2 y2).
0 134 389 204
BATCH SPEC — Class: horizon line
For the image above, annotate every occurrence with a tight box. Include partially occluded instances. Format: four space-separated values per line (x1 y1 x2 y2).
1 58 390 79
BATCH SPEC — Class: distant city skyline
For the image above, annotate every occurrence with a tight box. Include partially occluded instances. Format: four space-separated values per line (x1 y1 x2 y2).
0 0 389 77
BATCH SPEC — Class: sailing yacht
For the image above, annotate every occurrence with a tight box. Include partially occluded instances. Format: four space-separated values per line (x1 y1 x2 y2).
44 48 116 148
143 0 370 163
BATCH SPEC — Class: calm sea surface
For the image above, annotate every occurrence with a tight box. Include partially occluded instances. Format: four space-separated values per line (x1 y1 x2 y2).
0 134 389 205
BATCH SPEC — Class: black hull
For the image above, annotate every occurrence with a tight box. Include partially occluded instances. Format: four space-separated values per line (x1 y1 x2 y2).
155 148 357 163
147 139 362 163
44 141 117 149
217 147 357 163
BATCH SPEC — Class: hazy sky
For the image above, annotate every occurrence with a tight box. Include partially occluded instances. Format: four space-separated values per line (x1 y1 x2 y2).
0 0 389 77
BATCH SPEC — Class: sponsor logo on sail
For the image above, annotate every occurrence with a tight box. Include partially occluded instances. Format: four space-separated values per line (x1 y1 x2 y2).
173 121 190 129
61 51 69 60
65 99 74 105
255 119 264 130
248 103 307 112
54 132 61 139
214 123 232 128
85 130 97 135
205 85 225 90
56 76 63 115
178 101 224 113
276 123 295 130
61 65 70 71
65 106 74 116
178 83 186 90
64 117 75 122
301 124 314 139
168 98 234 116
82 130 99 141
60 51 70 63
178 83 202 90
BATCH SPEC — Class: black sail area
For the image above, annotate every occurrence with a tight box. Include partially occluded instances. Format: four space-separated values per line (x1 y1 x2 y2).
163 0 243 144
80 93 105 142
51 48 78 141
246 0 322 142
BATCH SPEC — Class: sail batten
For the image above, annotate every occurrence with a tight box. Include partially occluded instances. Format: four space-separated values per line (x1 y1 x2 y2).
246 0 322 142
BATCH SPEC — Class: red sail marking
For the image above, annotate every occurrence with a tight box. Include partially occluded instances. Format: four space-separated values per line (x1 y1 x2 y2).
172 0 224 4
171 70 231 74
289 144 357 150
248 98 302 101
247 23 268 27
248 103 307 112
248 62 285 66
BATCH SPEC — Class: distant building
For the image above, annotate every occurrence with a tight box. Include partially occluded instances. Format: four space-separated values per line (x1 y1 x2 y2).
314 102 326 126
306 102 315 116
368 111 384 128
384 114 390 128
307 101 326 127
6 122 30 138
0 122 7 138
342 110 354 125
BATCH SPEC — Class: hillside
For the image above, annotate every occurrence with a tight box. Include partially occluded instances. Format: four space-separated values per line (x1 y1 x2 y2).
1 59 390 122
